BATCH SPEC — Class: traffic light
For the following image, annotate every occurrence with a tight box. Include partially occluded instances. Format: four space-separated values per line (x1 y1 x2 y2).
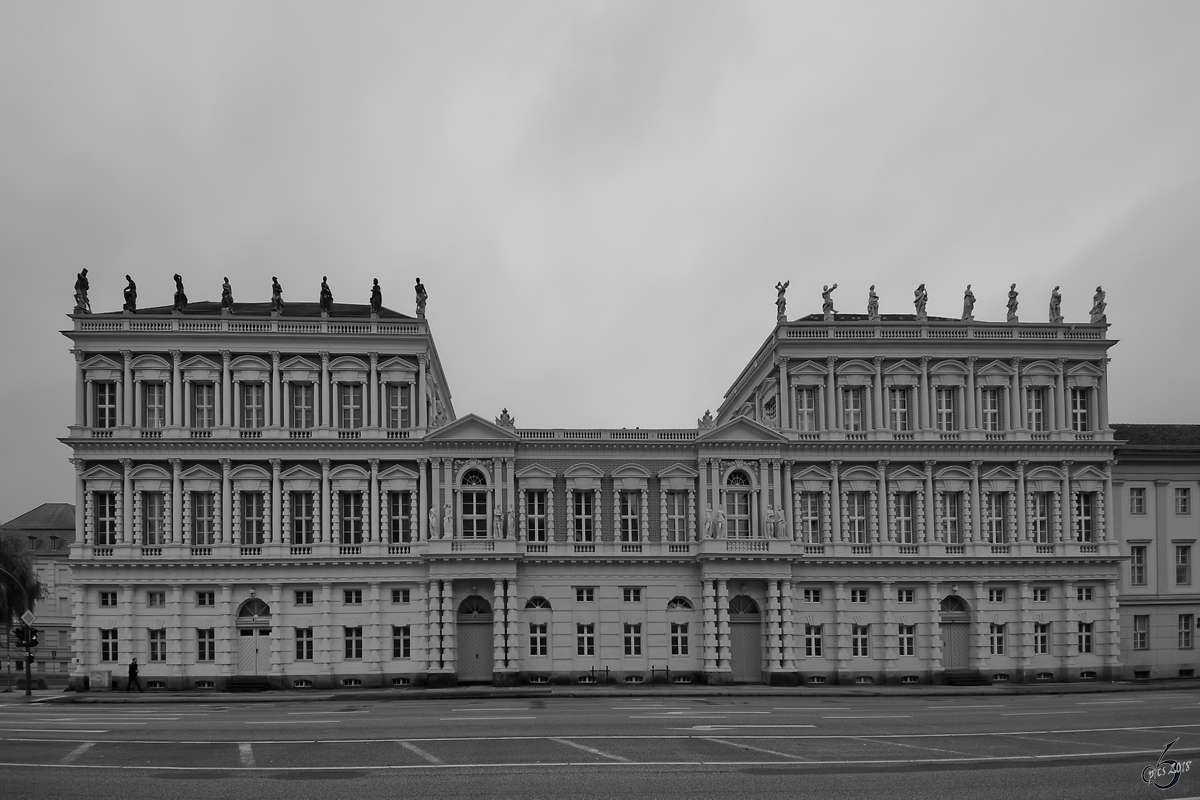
27 629 39 648
13 627 26 647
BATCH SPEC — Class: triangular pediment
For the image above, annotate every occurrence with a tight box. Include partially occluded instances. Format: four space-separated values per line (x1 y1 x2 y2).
657 463 699 479
83 354 121 371
280 465 319 481
181 355 219 370
280 355 319 371
1068 361 1104 377
788 359 829 376
1071 464 1106 481
378 464 419 481
181 464 220 481
425 413 520 442
884 359 920 376
697 415 788 443
516 463 557 480
976 359 1015 376
982 465 1019 481
81 464 121 481
887 465 926 482
792 465 832 481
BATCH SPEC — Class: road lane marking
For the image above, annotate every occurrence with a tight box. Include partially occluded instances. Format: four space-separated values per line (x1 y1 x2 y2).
612 706 693 710
924 705 1002 710
287 711 369 715
450 708 528 712
703 737 808 760
632 715 728 719
822 715 911 719
1003 711 1085 716
246 720 343 724
847 735 976 758
439 716 536 721
1077 700 1143 705
774 707 849 711
60 742 94 764
400 741 444 764
0 729 110 734
671 725 817 731
238 743 255 768
551 737 630 761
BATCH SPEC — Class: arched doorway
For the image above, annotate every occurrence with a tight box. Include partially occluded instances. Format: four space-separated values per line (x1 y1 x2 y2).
236 598 272 676
939 595 971 669
728 595 762 683
457 595 493 683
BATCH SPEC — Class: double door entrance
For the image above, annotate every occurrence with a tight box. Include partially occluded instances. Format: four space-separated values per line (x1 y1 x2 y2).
457 595 494 683
238 627 272 675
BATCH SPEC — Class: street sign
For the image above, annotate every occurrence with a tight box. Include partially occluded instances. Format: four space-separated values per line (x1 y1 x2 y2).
20 611 35 626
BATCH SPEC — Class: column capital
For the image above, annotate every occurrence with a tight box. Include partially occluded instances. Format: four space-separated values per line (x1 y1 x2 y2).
778 355 790 367
219 458 232 473
319 351 330 365
1011 356 1023 367
1016 460 1028 474
369 351 378 366
72 349 85 364
825 355 837 367
919 355 930 367
1056 357 1067 369
220 349 231 365
876 460 889 471
170 349 182 364
269 458 281 473
966 355 977 366
319 458 331 473
417 457 428 467
121 349 132 364
872 355 883 367
72 458 86 473
970 460 982 475
368 458 379 472
418 353 428 366
923 460 936 474
169 458 182 472
270 351 280 365
119 458 133 472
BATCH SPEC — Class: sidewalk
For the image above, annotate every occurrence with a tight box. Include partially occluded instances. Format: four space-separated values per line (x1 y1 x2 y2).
26 677 1200 704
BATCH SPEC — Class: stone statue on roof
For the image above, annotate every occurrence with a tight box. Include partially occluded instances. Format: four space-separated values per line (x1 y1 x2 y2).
914 283 928 320
221 277 234 314
867 285 879 320
1090 286 1106 324
821 284 838 320
962 284 975 321
1049 285 1063 323
698 409 714 428
172 274 188 313
496 408 515 428
73 269 90 314
775 280 789 322
415 277 428 319
1006 283 1019 322
271 276 284 314
319 276 333 314
122 275 137 314
369 278 382 315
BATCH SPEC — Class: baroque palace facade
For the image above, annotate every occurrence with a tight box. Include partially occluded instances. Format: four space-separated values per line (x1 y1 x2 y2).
61 284 1188 690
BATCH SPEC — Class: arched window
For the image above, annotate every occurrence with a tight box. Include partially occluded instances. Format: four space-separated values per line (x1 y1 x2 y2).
525 596 552 610
458 595 492 618
238 598 271 619
939 595 969 613
461 469 489 539
729 595 759 615
726 470 752 538
667 596 693 610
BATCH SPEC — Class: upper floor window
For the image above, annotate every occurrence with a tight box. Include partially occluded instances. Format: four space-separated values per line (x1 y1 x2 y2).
291 492 315 545
574 491 593 543
142 491 165 545
1177 545 1192 586
241 383 265 429
94 491 117 546
895 492 915 545
797 492 821 543
192 383 216 429
725 471 752 538
980 388 1001 432
241 491 264 545
1130 545 1147 586
664 491 686 543
846 491 868 544
888 388 910 432
985 492 1007 544
461 470 488 539
620 491 640 543
940 492 962 544
1026 388 1046 432
291 383 315 429
842 388 864 432
94 382 117 428
385 384 411 429
1030 492 1051 544
143 382 166 429
935 388 957 432
386 491 411 544
340 491 363 544
338 384 363 429
1176 488 1192 515
1130 487 1146 515
525 490 547 543
1070 388 1090 432
795 387 819 431
1074 492 1096 543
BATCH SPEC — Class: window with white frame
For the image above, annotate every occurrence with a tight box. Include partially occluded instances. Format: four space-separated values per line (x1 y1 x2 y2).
577 623 594 656
667 596 692 610
980 388 1000 431
197 628 215 661
1031 492 1051 544
897 588 915 603
147 591 165 608
529 623 548 657
339 491 363 545
1130 487 1146 515
1033 587 1049 602
1176 488 1192 515
344 626 363 659
805 624 823 657
1133 615 1149 650
393 625 411 659
1177 546 1192 586
940 492 962 544
803 588 822 603
100 628 118 662
94 382 117 428
575 587 594 603
664 491 686 542
898 624 916 657
295 628 314 660
1034 622 1050 654
851 588 868 603
888 388 910 431
1070 388 1090 432
1130 546 1147 586
94 491 117 546
149 628 166 662
985 492 1007 544
241 383 265 429
623 587 642 603
526 490 548 542
338 384 363 429
620 491 641 542
725 471 752 538
935 388 957 432
1074 493 1096 543
988 588 1005 603
385 384 411 429
392 588 410 604
294 590 313 606
1077 622 1093 653
193 383 216 429
846 492 868 545
573 491 593 542
291 492 314 545
623 623 642 656
895 492 915 544
1026 387 1046 431
192 492 215 545
100 591 117 607
142 491 165 546
343 589 362 605
670 622 689 655
144 382 166 429
851 624 869 657
797 492 821 543
989 623 1006 655
842 387 864 431
241 492 264 545
795 387 819 431
291 383 315 429
196 591 214 607
461 470 488 539
1077 586 1093 601
387 491 411 543
1179 615 1194 649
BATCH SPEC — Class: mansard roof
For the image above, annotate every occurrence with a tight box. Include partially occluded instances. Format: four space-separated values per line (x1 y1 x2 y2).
1 502 75 531
1113 424 1200 447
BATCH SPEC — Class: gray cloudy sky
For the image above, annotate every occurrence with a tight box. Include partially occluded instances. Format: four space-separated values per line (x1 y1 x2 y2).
2 1 1198 524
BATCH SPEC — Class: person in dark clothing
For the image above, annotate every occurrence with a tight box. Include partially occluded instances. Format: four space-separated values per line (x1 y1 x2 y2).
127 658 143 692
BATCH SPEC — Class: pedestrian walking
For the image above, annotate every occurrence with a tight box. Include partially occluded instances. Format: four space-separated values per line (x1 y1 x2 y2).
127 658 143 692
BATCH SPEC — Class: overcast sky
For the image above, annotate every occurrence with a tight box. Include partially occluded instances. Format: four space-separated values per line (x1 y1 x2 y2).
2 1 1198 524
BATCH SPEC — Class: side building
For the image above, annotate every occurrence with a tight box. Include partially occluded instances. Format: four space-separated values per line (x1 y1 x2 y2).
63 292 1128 689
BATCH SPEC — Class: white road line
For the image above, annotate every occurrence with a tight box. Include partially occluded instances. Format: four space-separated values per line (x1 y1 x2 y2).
400 741 444 764
1077 700 1143 705
774 707 849 711
1003 711 1085 716
60 742 94 764
1172 705 1200 709
823 715 911 719
440 716 536 721
631 715 727 720
925 705 1003 710
672 725 817 731
612 706 692 710
287 711 369 715
246 720 342 725
703 737 807 760
238 743 255 768
450 708 527 712
0 728 110 734
551 737 630 761
847 736 976 758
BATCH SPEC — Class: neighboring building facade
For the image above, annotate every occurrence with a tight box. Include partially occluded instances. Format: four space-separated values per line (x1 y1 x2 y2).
0 503 77 684
61 288 1174 689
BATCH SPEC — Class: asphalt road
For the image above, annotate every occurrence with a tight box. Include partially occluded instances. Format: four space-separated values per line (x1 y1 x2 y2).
2 693 1198 799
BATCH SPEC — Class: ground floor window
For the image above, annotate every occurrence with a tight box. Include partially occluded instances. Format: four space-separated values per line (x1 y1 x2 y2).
344 626 363 660
1034 623 1050 655
393 625 411 659
805 624 823 657
851 624 869 657
1077 622 1093 654
577 624 594 656
623 623 642 656
670 622 688 656
529 623 547 657
898 624 915 657
989 623 1005 655
148 628 166 662
100 628 118 662
1180 615 1194 649
295 628 313 661
197 629 214 661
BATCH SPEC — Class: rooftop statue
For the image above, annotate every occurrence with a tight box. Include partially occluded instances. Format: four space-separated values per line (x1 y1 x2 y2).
1090 285 1107 324
73 268 90 314
122 275 137 314
698 409 715 428
866 285 879 320
221 277 234 314
1049 285 1063 323
319 276 333 314
369 278 382 315
914 283 928 320
1007 283 1019 322
962 284 975 321
270 276 284 314
172 273 188 313
775 280 789 323
821 283 838 320
415 277 428 319
496 408 515 428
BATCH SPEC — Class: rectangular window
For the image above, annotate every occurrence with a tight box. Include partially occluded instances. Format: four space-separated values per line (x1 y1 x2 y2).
1077 622 1093 654
1077 586 1093 601
385 384 411 430
142 491 165 546
795 387 819 431
726 487 751 538
147 591 165 608
1026 388 1045 431
144 382 166 429
803 589 822 603
935 388 957 432
989 623 1006 655
573 492 593 543
294 590 314 606
851 588 868 603
1133 615 1149 650
897 588 915 603
623 588 642 603
980 388 1000 432
846 492 868 545
291 492 315 545
393 625 412 659
1033 587 1049 602
295 628 313 661
386 491 411 544
193 383 216 429
851 624 869 657
196 591 215 607
197 629 215 661
1130 546 1147 586
940 492 962 544
94 382 117 428
241 383 265 429
1034 622 1050 655
620 491 641 542
344 626 363 659
888 388 910 432
805 624 823 657
148 628 166 662
529 623 548 657
898 624 916 657
291 383 315 429
344 589 363 605
1074 493 1095 543
1178 546 1192 586
241 492 265 545
338 384 363 429
985 492 1007 544
1179 615 1194 649
392 588 410 604
797 492 821 543
575 587 594 603
340 492 363 545
670 622 689 656
100 628 118 662
100 591 117 607
94 491 117 546
1177 488 1192 515
623 623 642 656
1070 388 1090 432
577 623 595 656
842 388 864 431
989 589 1005 603
192 492 215 546
1130 487 1146 515
895 492 915 544
525 490 548 543
664 491 687 543
1030 492 1051 544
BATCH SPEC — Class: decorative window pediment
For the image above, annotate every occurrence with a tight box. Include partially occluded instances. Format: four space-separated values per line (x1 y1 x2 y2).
82 464 121 490
424 413 518 442
1067 361 1103 388
836 359 874 387
83 354 122 373
658 463 698 491
516 463 556 490
229 464 270 490
229 355 270 381
697 415 787 443
280 356 320 381
789 359 828 386
129 464 170 482
181 464 220 481
612 463 650 491
883 360 920 386
887 465 925 491
181 355 220 380
565 462 603 491
329 464 369 492
329 356 368 381
377 356 417 382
